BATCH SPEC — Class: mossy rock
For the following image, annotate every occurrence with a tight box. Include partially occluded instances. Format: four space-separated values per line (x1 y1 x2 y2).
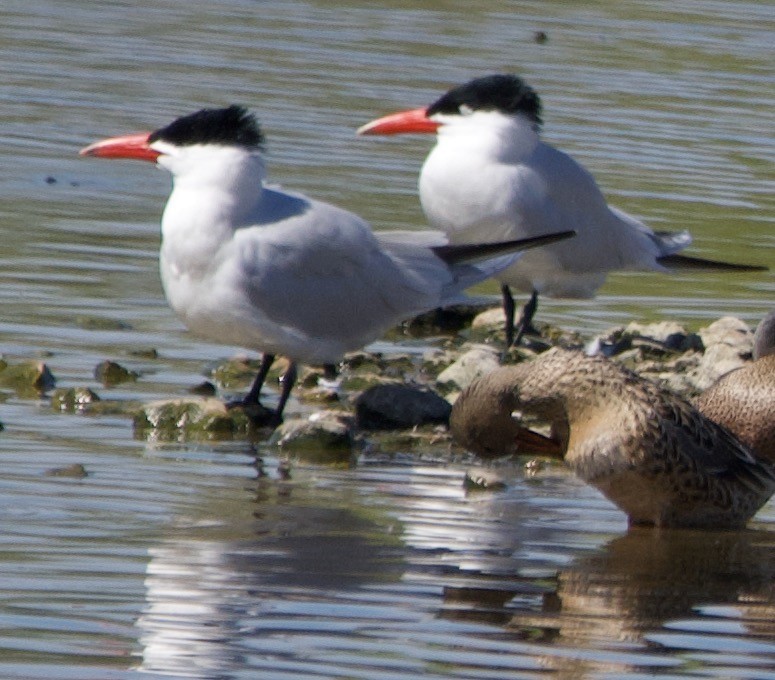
134 397 251 441
210 357 262 389
0 360 56 396
45 463 88 478
268 412 355 465
75 316 132 331
51 387 101 412
94 360 139 386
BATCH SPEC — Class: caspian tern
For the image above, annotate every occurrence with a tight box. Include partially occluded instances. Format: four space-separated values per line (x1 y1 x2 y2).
80 105 573 425
358 74 765 346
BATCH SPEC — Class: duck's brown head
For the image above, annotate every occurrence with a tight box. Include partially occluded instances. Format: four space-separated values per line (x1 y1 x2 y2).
450 363 564 459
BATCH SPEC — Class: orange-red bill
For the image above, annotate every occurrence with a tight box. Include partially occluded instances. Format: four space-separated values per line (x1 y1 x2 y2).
514 426 563 458
79 132 160 162
356 107 440 136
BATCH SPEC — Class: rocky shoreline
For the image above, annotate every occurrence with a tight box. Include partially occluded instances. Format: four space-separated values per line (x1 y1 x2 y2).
0 305 761 465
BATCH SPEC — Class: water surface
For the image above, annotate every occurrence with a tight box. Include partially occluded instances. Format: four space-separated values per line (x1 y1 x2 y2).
0 1 774 678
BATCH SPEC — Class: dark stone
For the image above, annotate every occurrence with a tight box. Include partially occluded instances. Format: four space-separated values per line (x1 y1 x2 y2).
355 383 452 430
94 360 139 386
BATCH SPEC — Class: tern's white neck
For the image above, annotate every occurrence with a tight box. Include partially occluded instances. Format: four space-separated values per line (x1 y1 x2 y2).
155 144 267 287
419 112 540 236
158 144 267 245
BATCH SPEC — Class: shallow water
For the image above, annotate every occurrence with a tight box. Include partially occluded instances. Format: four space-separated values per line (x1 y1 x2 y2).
1 0 774 678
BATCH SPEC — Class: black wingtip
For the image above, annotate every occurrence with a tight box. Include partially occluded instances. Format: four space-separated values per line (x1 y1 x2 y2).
432 230 576 265
657 254 768 272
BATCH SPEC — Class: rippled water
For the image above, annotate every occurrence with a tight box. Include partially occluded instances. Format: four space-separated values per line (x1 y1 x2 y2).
1 0 774 678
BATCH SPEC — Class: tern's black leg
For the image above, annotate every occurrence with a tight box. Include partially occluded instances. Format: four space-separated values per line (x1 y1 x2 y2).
273 361 298 422
501 284 516 348
242 353 276 405
513 289 539 347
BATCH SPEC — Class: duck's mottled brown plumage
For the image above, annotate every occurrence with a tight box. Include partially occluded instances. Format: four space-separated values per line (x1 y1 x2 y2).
450 347 775 529
695 310 775 463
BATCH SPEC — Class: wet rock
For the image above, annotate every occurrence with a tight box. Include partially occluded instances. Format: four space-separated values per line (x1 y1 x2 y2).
210 356 262 389
268 411 355 465
592 321 699 358
51 386 101 412
45 463 88 478
355 383 451 430
295 384 340 404
294 366 341 402
134 397 251 441
188 380 217 396
627 321 695 349
367 424 452 454
0 360 56 396
402 304 486 336
341 350 385 374
419 348 456 379
435 344 501 392
128 347 159 359
94 360 139 386
463 467 509 492
75 316 132 331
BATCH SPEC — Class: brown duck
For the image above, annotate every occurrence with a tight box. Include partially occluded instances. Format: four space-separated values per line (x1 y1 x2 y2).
695 310 775 463
450 347 775 529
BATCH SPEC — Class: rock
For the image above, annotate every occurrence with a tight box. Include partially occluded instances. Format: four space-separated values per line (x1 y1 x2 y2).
51 387 101 412
626 321 694 349
94 360 139 386
367 424 452 454
355 383 451 430
403 304 486 336
697 316 752 352
435 345 501 392
463 467 509 492
133 397 251 441
471 307 505 331
188 380 217 396
269 411 355 464
690 317 754 391
75 316 132 331
127 347 159 359
210 356 262 389
45 463 88 478
593 321 699 357
690 343 749 392
0 360 56 396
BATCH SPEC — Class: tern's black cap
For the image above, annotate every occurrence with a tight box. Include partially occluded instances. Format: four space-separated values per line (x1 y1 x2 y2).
427 75 542 128
149 105 265 150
